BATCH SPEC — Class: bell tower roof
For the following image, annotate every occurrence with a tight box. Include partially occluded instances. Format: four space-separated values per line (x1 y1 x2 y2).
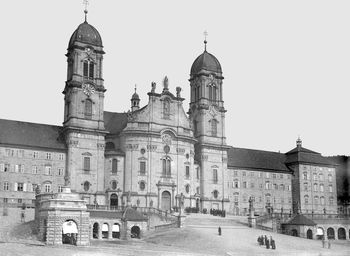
68 21 103 49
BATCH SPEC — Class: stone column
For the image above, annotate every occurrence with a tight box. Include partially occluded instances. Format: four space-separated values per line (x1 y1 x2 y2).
157 187 161 209
98 224 102 239
108 223 113 239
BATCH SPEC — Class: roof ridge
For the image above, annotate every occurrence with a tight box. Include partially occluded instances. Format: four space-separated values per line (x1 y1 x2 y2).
230 146 284 154
0 118 62 128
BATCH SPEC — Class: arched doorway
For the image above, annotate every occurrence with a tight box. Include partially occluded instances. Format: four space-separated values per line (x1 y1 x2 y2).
131 225 140 238
338 228 346 240
327 227 335 240
112 223 120 239
316 227 324 240
62 220 78 245
102 223 109 239
161 191 171 211
92 223 99 239
291 229 298 237
307 229 313 239
110 194 118 208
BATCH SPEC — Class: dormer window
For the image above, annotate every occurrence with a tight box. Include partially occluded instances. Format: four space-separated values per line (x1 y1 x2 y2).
83 59 94 79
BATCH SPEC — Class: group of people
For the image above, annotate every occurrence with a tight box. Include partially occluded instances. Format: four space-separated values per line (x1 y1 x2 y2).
210 208 226 217
257 235 276 250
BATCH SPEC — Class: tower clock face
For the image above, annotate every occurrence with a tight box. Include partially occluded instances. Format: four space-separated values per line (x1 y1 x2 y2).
82 83 95 96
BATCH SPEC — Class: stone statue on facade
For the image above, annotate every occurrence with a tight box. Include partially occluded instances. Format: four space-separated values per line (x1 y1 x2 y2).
151 81 156 93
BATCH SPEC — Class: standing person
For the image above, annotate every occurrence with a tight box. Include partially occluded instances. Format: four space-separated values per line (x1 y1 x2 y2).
218 226 221 236
271 238 276 249
261 235 265 245
257 236 261 245
328 239 331 249
266 237 270 249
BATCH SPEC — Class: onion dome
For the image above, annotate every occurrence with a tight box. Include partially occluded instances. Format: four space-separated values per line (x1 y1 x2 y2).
191 38 222 75
68 21 103 48
131 91 140 100
190 50 222 75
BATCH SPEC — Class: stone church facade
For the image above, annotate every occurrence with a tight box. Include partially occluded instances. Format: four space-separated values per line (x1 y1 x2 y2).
0 15 339 216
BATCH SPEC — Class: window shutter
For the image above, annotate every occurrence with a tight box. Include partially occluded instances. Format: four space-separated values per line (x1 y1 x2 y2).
89 62 94 79
14 182 17 191
83 61 89 77
23 183 27 192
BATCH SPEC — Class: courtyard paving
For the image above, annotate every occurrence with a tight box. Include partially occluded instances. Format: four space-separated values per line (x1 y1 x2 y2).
0 214 349 255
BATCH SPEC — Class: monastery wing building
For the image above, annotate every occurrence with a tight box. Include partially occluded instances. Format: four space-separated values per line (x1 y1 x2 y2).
0 15 341 217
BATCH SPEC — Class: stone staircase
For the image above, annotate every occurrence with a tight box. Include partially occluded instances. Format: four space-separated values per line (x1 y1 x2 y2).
183 213 248 229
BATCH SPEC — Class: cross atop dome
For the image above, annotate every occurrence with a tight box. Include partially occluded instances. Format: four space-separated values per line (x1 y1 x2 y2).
203 30 208 51
83 0 89 22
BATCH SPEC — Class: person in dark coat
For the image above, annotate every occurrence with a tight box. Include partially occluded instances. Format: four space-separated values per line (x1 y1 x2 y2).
266 238 270 249
271 239 276 249
261 235 265 245
218 226 221 236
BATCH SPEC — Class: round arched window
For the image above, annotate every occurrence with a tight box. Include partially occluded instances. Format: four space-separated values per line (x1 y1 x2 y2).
111 180 117 190
213 190 218 199
83 181 90 191
139 181 145 191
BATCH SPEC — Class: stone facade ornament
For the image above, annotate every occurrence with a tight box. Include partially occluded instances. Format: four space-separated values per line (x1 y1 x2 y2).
161 133 172 145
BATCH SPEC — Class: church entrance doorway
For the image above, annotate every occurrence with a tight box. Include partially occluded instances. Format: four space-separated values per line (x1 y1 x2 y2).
307 229 313 239
62 220 78 245
110 194 118 209
161 191 171 211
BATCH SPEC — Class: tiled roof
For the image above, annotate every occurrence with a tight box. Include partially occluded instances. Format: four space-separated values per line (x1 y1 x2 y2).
284 214 316 226
89 210 123 219
104 111 128 135
0 119 66 150
227 147 289 172
285 146 335 166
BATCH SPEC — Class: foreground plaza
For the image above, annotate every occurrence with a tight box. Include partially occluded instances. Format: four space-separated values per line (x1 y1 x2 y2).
0 214 350 256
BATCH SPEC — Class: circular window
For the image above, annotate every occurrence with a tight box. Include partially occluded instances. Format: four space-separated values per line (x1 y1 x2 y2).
164 145 170 154
140 148 146 154
185 184 190 194
111 181 117 190
139 181 145 191
213 190 218 199
83 181 90 192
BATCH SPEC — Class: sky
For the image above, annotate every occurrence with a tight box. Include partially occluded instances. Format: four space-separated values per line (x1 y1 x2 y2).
0 0 349 156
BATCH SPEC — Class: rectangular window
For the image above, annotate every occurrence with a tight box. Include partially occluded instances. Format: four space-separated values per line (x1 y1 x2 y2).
329 185 333 193
140 161 146 175
196 167 200 180
83 61 89 77
33 151 39 159
19 164 24 173
272 174 276 179
58 185 63 193
242 171 246 177
44 184 51 193
112 159 118 173
58 168 64 176
266 172 270 178
45 166 52 175
85 99 92 119
3 198 8 203
32 166 38 174
213 169 218 183
84 157 90 171
233 170 238 177
3 182 9 191
89 62 94 79
265 182 270 189
46 153 52 160
185 166 190 179
258 172 262 178
18 150 24 158
58 154 64 160
259 183 263 189
17 183 24 192
243 181 247 188
15 164 19 173
250 182 255 188
18 199 22 204
280 174 283 179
